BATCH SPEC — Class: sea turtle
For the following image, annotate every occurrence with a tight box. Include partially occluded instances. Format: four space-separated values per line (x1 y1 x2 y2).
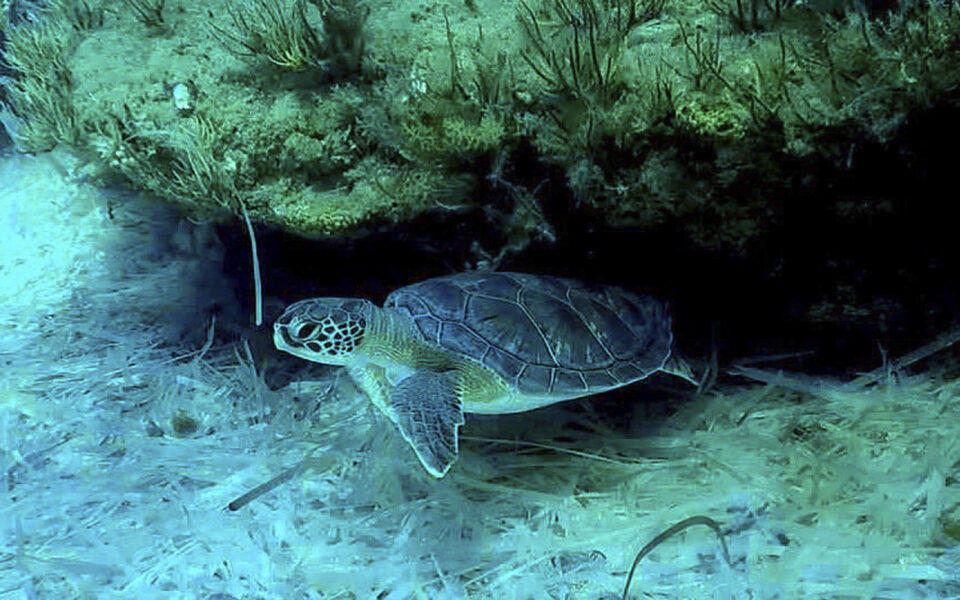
273 271 695 477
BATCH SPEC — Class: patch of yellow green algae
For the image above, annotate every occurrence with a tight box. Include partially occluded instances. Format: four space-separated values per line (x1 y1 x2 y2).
4 0 960 244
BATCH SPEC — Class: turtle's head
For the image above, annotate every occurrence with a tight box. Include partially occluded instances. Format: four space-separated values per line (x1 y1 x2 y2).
273 298 374 366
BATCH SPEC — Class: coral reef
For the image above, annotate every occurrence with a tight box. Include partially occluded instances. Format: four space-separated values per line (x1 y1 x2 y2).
2 0 958 253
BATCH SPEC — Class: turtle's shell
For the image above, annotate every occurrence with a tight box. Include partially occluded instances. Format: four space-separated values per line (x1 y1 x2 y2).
383 272 674 397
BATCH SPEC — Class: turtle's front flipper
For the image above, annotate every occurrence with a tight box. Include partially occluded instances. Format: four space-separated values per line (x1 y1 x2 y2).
390 371 465 477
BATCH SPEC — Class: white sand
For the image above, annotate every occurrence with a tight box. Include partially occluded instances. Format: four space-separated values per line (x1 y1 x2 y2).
1 150 958 599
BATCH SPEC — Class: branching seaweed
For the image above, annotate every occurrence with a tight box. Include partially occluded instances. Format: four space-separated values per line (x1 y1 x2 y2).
706 0 799 33
53 0 104 30
516 0 666 153
6 74 80 149
675 21 778 127
90 109 242 214
3 19 70 79
121 0 165 28
212 0 369 78
438 10 511 108
212 0 323 72
4 20 80 150
517 0 663 108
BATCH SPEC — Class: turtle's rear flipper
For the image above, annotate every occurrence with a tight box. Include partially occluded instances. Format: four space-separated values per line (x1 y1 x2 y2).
390 372 465 477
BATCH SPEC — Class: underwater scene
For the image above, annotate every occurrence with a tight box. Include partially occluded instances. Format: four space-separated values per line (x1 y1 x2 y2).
2 0 960 597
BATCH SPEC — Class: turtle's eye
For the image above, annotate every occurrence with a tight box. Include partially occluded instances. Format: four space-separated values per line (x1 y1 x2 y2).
295 323 318 340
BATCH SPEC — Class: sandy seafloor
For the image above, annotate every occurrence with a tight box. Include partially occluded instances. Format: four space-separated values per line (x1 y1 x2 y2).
2 149 960 599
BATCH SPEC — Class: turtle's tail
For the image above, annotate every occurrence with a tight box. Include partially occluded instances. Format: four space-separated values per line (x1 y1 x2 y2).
662 351 699 386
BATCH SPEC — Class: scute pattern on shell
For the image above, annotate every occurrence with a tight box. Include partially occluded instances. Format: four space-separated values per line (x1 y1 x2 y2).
384 272 674 396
